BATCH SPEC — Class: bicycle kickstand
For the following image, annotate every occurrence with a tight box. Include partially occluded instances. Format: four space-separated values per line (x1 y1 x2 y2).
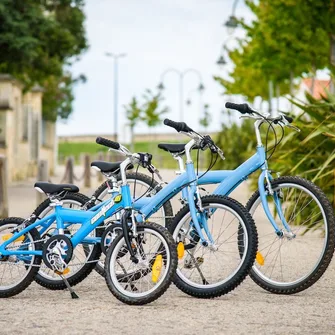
56 272 79 299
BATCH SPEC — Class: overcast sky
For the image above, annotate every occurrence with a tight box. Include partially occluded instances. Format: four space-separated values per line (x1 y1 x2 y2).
57 0 253 140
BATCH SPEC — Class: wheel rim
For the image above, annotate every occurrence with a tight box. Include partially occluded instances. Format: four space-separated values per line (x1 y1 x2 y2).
108 228 171 298
37 199 95 280
173 203 249 289
96 178 167 271
250 183 328 286
0 223 37 290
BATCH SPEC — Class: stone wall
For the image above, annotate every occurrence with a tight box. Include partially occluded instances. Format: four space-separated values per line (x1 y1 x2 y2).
0 74 56 182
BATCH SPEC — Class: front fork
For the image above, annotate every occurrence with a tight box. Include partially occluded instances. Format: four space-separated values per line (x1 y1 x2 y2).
258 169 293 237
187 182 215 246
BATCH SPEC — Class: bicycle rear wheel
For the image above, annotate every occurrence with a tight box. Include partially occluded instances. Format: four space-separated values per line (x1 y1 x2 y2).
33 192 102 290
0 218 42 297
104 222 177 305
246 176 335 294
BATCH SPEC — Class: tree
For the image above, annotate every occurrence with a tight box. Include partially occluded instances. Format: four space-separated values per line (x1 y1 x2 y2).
215 0 335 101
124 97 142 152
0 0 88 120
142 90 169 129
142 90 169 153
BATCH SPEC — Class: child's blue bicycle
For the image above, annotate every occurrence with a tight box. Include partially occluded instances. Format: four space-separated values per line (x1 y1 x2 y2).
0 145 179 305
0 136 259 300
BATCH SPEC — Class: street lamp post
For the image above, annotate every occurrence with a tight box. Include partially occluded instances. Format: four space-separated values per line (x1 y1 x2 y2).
158 68 204 122
105 52 127 142
216 36 236 67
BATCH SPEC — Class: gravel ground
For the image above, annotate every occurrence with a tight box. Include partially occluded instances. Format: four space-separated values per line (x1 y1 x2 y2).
2 168 335 335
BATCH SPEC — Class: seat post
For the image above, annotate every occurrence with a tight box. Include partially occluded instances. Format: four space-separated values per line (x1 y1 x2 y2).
172 154 185 175
106 174 119 193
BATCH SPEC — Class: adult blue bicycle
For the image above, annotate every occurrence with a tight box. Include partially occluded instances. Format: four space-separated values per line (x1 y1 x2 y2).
162 103 335 295
0 145 178 305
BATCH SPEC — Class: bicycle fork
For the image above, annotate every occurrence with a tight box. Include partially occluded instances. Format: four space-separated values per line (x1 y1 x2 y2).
258 169 295 238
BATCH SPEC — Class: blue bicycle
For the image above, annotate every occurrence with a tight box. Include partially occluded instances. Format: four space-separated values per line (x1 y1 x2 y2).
163 103 335 295
86 102 334 295
0 144 178 305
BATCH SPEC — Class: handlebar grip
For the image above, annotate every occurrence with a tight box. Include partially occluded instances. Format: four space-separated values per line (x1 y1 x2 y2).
225 102 253 114
163 119 194 133
283 115 293 124
96 137 120 150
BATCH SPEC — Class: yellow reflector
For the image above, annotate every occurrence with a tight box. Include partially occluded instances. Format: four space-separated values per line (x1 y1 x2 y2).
151 254 163 283
256 251 264 266
177 242 185 259
62 268 70 275
2 234 24 243
55 268 70 275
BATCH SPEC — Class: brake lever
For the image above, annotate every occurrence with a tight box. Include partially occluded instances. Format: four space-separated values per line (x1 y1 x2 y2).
286 124 301 132
216 147 225 160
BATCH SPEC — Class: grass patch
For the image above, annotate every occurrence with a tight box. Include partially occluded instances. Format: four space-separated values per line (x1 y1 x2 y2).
59 141 208 169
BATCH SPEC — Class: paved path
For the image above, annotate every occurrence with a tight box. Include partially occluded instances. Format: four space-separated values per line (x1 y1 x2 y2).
2 168 335 334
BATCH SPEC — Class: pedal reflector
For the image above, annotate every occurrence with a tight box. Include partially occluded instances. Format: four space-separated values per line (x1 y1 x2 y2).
63 268 70 275
2 234 24 242
54 268 70 275
152 254 163 283
256 251 264 266
177 242 185 259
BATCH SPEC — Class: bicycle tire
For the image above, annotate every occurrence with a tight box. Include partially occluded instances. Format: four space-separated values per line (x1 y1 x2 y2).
93 171 174 277
104 222 177 305
246 176 335 294
169 195 258 298
0 217 42 298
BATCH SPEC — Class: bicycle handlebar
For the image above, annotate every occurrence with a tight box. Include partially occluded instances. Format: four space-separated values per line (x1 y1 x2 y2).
163 119 194 133
225 101 294 124
225 102 254 114
96 137 120 150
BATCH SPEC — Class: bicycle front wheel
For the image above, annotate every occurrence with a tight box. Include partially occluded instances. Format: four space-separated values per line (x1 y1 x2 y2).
246 176 335 294
93 172 174 277
104 222 177 305
170 195 258 298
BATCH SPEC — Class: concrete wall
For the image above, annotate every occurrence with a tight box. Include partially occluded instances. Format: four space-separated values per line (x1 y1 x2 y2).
0 75 56 182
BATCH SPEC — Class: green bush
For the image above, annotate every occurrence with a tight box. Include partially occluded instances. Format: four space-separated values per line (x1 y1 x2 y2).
271 93 335 207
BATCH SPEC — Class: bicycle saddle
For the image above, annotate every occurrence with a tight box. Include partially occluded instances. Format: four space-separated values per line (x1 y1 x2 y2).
34 182 79 194
157 143 199 155
91 161 133 173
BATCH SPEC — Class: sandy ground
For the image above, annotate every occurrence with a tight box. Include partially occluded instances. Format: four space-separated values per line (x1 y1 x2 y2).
2 167 335 335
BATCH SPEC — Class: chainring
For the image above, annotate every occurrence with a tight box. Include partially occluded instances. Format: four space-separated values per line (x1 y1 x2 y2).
42 234 73 271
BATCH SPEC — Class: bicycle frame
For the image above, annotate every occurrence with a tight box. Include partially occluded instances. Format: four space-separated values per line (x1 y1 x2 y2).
0 184 133 257
134 146 290 235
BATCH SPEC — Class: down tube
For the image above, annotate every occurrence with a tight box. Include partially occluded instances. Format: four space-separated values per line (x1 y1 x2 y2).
135 172 189 220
